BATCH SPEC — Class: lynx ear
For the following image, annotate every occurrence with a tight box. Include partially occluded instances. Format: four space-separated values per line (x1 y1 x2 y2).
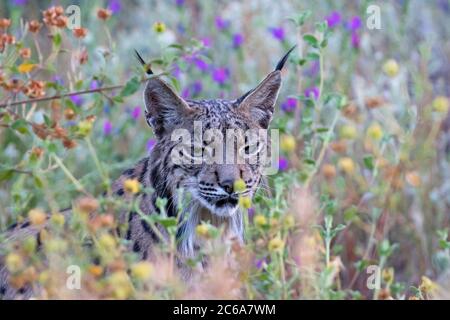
135 50 193 137
143 78 193 137
237 46 295 128
237 71 281 128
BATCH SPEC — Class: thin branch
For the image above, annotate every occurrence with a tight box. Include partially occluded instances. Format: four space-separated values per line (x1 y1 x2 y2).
0 78 148 108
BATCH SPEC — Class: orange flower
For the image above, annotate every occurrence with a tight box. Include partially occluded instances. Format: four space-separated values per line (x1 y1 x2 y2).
28 20 42 33
73 27 87 38
23 80 46 98
62 138 77 149
97 8 112 20
0 18 11 29
64 108 76 120
43 6 68 28
19 48 32 59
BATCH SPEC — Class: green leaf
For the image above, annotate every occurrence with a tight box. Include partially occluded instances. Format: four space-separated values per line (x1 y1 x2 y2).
0 169 14 182
53 33 62 49
120 76 140 97
33 175 44 188
363 155 375 170
306 52 320 60
112 95 124 104
303 34 318 48
315 21 328 33
153 216 177 228
11 119 29 135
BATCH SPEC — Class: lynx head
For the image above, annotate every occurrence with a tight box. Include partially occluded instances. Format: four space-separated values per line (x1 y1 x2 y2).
136 47 294 217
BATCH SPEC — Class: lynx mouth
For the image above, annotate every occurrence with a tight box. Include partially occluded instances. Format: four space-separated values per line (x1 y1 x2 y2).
215 197 238 208
193 191 240 217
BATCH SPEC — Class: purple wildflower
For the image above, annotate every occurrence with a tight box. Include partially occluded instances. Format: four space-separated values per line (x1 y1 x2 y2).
172 64 182 79
305 87 320 100
131 106 141 120
347 16 362 31
194 57 209 72
212 67 229 85
248 207 256 221
325 11 342 28
192 80 203 96
281 97 297 113
255 258 266 270
103 120 112 135
232 33 244 48
200 37 212 48
146 139 156 152
278 157 289 172
351 32 360 49
90 80 99 90
176 23 186 34
175 0 184 6
70 94 83 106
181 87 190 99
13 0 27 5
270 27 285 41
305 60 320 77
108 0 121 14
52 75 64 86
215 16 230 31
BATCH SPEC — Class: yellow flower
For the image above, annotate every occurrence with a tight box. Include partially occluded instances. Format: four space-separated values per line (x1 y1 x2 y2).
366 123 383 140
283 214 295 229
239 196 252 209
338 157 355 174
280 134 296 153
432 96 449 113
153 22 166 33
131 262 153 280
108 271 133 299
98 233 116 251
382 59 399 77
382 267 394 285
123 179 140 194
77 120 92 136
254 214 267 227
196 224 209 237
339 125 357 140
50 212 65 226
23 236 37 254
268 237 284 252
18 63 36 74
233 179 246 193
6 253 24 273
419 276 438 293
28 208 47 226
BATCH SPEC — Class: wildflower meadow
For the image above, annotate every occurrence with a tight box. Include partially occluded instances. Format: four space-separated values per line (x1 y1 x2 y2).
1 0 450 301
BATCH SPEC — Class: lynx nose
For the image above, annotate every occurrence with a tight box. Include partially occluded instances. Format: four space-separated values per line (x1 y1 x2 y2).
219 179 234 194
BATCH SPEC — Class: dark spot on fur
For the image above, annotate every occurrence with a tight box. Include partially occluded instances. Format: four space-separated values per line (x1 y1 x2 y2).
123 168 135 176
116 188 124 196
133 241 141 252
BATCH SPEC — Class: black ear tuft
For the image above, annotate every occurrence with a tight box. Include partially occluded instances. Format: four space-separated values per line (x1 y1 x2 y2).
275 45 296 71
134 49 153 75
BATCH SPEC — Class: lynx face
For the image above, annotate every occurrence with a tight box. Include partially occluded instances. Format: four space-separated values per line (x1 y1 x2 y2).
143 69 282 218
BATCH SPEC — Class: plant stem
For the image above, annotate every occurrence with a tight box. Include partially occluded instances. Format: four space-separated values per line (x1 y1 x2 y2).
52 154 87 194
